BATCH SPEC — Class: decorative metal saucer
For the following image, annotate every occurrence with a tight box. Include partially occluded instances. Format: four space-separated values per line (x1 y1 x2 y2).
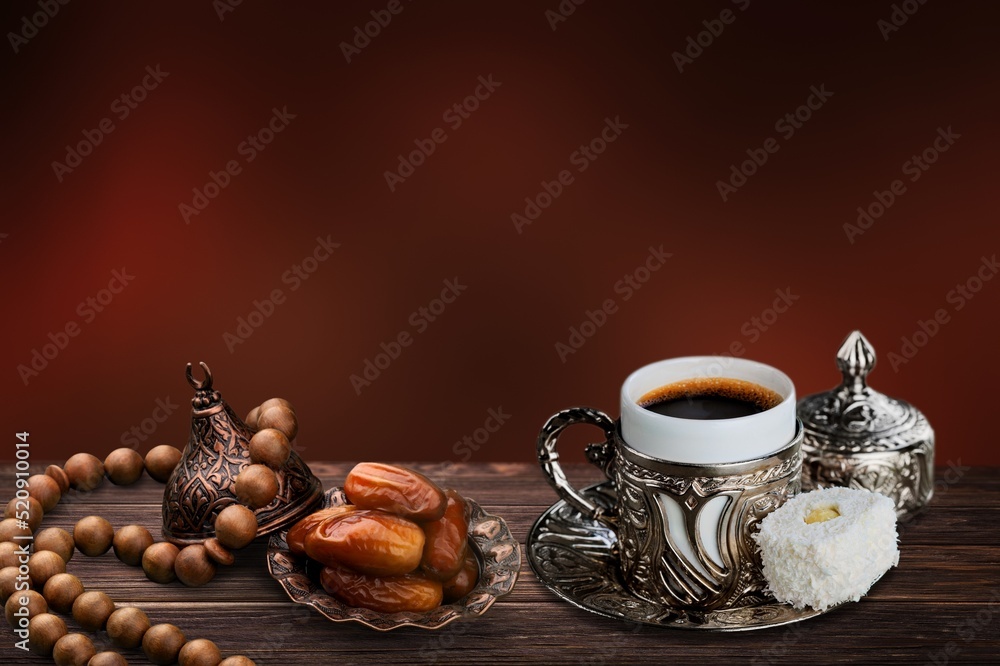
529 482 850 631
267 487 521 631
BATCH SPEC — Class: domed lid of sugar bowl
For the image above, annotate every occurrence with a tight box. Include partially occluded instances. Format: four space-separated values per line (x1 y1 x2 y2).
797 331 935 519
796 330 934 454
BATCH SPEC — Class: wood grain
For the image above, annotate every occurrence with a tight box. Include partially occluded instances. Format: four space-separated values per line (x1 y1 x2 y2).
1 463 997 665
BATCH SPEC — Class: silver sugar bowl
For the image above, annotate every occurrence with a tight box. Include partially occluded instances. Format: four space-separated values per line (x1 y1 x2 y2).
797 330 935 520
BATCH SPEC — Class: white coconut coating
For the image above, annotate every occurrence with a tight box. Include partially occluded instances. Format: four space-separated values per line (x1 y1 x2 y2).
753 487 899 610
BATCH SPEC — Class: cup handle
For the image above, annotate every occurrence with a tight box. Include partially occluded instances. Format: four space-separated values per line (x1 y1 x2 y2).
536 407 618 524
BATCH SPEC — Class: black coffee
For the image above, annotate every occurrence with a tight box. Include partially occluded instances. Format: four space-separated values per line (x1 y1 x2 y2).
638 377 782 421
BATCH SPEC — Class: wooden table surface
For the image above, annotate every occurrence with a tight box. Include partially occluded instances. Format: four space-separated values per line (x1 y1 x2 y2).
2 462 998 665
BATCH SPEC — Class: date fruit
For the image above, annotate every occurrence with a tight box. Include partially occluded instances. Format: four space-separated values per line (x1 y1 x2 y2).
344 463 447 522
304 510 424 576
320 564 443 613
421 489 469 580
286 507 355 556
442 551 479 603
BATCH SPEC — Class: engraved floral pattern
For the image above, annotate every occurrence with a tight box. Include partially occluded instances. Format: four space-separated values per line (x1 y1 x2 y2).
163 392 322 544
613 449 801 611
802 438 934 518
527 482 829 631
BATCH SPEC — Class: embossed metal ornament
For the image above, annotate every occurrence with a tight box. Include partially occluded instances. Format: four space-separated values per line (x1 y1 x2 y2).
162 362 323 546
537 408 802 613
527 482 854 631
797 331 935 519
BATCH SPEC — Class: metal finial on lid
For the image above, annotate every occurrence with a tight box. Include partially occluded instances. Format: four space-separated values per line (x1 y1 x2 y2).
836 330 875 393
797 332 935 520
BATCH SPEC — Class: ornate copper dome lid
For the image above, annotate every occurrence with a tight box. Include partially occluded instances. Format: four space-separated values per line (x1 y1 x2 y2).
161 362 323 546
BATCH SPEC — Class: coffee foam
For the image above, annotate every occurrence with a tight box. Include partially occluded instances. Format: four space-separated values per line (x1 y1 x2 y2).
638 377 783 412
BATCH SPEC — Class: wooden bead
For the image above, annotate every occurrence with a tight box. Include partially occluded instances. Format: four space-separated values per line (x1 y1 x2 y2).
35 527 76 564
0 566 24 604
0 541 20 568
249 428 291 469
27 549 66 587
244 405 261 429
5 588 47 626
5 496 43 531
52 632 96 666
142 542 180 584
27 612 67 656
257 404 298 440
142 623 186 665
179 638 222 666
72 590 116 632
88 652 129 666
175 544 216 587
215 505 258 550
113 525 154 566
218 657 256 666
0 517 33 542
74 516 115 557
43 573 85 613
259 397 294 413
26 474 62 512
104 448 145 485
203 538 235 566
145 445 182 482
106 606 150 648
234 465 279 509
64 453 105 492
45 465 71 494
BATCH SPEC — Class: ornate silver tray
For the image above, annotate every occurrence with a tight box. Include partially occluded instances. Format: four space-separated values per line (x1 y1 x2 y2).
529 482 847 631
268 487 520 631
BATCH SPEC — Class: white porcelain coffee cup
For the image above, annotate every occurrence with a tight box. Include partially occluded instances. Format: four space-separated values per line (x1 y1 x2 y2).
620 356 796 465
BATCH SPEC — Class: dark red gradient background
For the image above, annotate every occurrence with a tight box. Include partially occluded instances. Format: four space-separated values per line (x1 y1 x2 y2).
2 2 998 466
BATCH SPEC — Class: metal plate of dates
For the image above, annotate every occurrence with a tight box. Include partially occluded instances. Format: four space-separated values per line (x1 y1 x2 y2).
267 487 521 630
